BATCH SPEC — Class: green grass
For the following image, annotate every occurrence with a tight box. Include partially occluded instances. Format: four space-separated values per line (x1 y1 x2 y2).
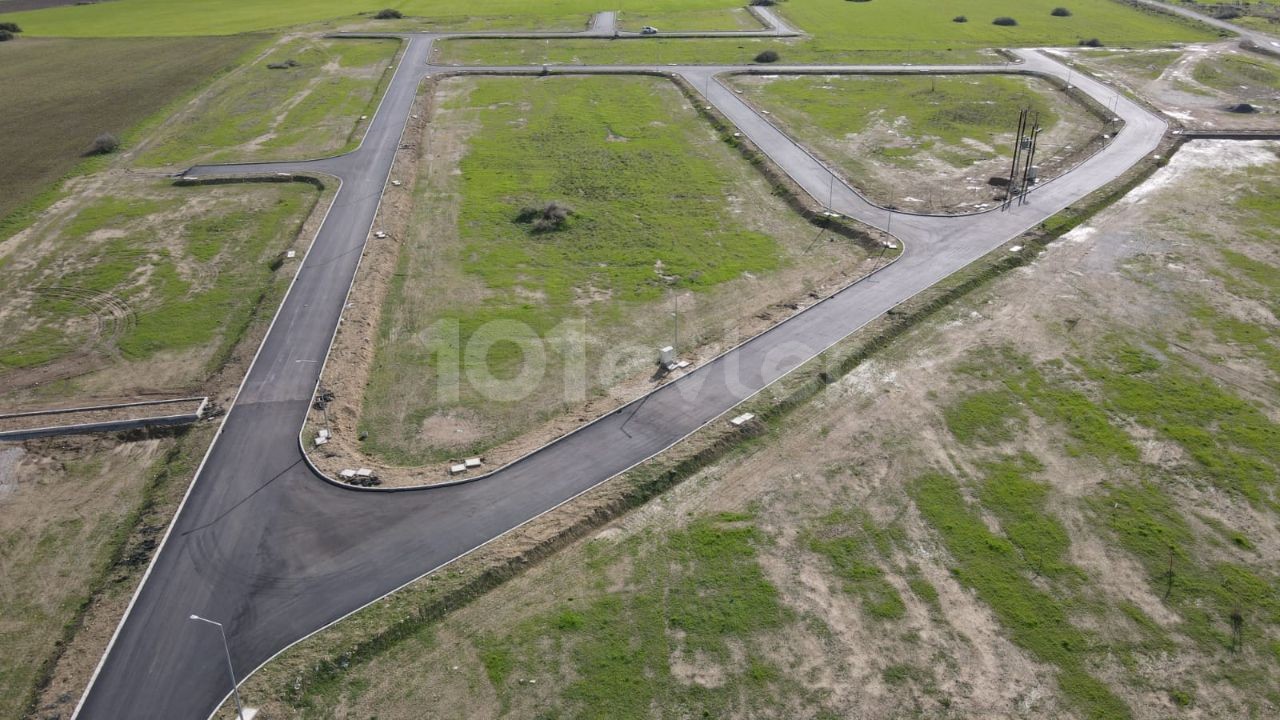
0 36 259 223
434 38 998 67
912 471 1132 719
431 513 792 719
736 74 1062 168
1192 55 1280 95
0 432 201 720
362 74 851 464
944 388 1025 445
619 6 763 32
0 181 317 373
952 347 1139 461
2 0 748 36
1092 480 1280 658
1084 345 1279 506
777 0 1220 51
806 510 907 620
138 37 398 166
1079 49 1182 80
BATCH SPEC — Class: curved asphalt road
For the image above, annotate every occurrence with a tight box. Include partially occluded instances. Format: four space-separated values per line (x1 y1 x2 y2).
75 17 1169 720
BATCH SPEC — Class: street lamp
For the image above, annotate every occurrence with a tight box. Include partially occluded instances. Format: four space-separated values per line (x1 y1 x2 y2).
189 614 249 720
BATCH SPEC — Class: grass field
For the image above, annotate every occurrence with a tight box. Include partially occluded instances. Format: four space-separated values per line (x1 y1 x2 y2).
1192 54 1280 96
0 0 750 36
435 0 1214 66
359 74 868 465
777 0 1222 50
0 436 183 719
3 0 1220 46
138 37 398 167
433 37 998 67
0 35 258 225
0 177 319 400
728 73 1104 211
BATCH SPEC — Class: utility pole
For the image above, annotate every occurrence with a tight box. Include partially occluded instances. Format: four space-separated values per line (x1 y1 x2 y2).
1019 112 1041 206
1004 108 1028 210
190 615 249 720
672 291 679 354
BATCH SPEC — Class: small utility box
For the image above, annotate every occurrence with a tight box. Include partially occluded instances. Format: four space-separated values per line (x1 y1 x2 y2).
659 346 675 366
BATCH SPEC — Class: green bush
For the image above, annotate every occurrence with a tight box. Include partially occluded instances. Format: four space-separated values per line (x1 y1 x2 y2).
754 49 780 63
374 8 403 19
993 17 1018 26
1051 7 1072 17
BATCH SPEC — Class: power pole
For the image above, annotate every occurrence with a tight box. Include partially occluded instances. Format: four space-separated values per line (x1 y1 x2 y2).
1019 112 1041 206
1004 108 1028 210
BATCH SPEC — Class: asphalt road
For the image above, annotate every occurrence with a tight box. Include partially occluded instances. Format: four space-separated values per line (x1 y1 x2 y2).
75 19 1169 720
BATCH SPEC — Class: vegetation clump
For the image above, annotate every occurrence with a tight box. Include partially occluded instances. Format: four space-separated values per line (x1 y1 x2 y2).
1051 7 1073 17
0 30 13 42
1079 37 1103 47
86 132 120 156
952 15 968 23
515 201 573 232
754 49 780 63
993 16 1018 26
374 8 403 20
0 22 21 32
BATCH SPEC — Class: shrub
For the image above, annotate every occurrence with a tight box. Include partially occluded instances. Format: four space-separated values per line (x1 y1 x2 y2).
1214 8 1242 20
992 16 1018 26
953 15 968 23
1079 37 1104 47
0 22 22 32
1051 7 1072 17
755 49 780 63
0 29 12 42
515 201 573 232
87 133 120 156
749 0 777 6
374 8 403 20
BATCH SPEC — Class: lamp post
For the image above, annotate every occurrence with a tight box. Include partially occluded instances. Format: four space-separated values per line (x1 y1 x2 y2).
189 614 247 720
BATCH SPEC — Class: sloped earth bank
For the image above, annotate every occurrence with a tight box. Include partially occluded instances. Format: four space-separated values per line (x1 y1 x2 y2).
262 141 1280 718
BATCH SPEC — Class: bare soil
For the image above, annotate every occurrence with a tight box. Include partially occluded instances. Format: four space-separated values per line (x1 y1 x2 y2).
1056 42 1280 130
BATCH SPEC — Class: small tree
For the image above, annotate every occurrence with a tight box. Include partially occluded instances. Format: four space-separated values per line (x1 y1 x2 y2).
0 22 22 32
952 15 968 23
0 29 13 42
749 0 777 6
1079 37 1103 47
374 8 403 20
1051 7 1072 17
992 17 1018 26
755 49 780 63
87 133 120 156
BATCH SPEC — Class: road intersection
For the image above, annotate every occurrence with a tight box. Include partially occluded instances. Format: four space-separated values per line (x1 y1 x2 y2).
77 12 1175 719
